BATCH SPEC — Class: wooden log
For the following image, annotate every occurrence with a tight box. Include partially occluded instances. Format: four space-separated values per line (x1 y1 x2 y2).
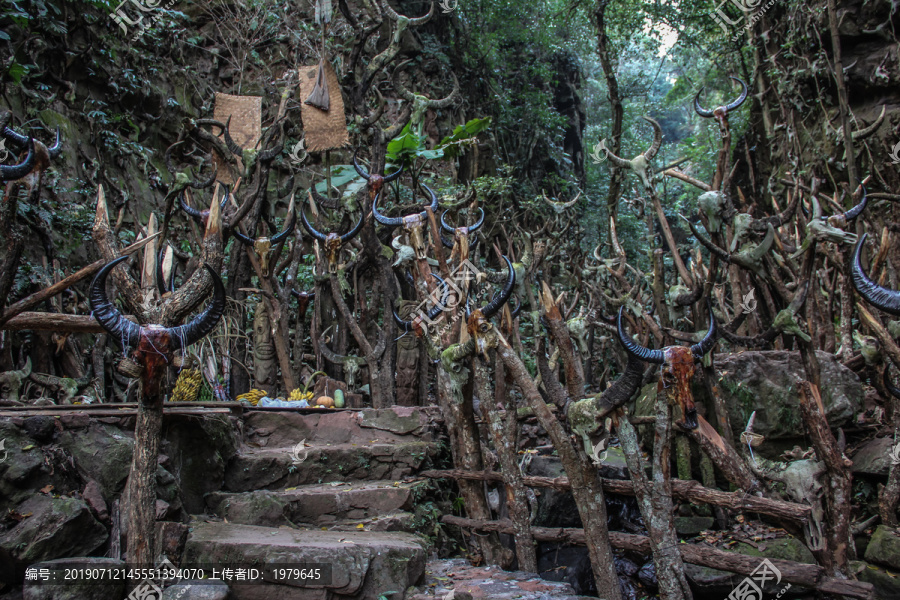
418 469 810 522
2 312 139 333
441 516 875 599
683 415 760 492
798 381 853 577
0 233 160 327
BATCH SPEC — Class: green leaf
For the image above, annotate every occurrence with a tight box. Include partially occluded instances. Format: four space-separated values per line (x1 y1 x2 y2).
313 165 363 193
437 117 491 159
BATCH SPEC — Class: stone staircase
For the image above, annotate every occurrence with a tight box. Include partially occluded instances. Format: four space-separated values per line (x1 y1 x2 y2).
183 406 447 600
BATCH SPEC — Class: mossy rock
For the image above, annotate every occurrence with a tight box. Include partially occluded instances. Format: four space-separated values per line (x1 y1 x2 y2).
852 560 900 599
865 525 900 570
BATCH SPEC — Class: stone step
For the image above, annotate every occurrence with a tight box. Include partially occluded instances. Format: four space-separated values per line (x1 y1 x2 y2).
243 407 443 448
182 521 426 600
207 480 423 528
224 441 442 492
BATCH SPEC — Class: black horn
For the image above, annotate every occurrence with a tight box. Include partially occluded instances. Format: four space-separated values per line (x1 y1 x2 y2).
167 264 226 349
89 256 143 348
724 76 749 112
270 210 297 244
372 191 404 226
842 185 868 222
482 256 516 319
690 300 719 358
394 275 451 331
47 127 62 159
852 233 900 316
617 306 665 364
0 137 35 181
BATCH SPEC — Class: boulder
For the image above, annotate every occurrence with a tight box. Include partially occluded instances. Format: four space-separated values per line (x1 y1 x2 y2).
865 525 900 570
674 516 715 537
0 496 108 567
852 560 900 600
163 415 237 513
851 437 894 477
22 417 56 442
22 557 125 600
634 351 862 440
0 421 46 509
56 422 133 498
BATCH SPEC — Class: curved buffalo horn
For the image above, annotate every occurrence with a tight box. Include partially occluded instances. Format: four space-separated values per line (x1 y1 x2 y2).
224 116 244 157
189 158 218 190
0 137 35 181
852 233 900 316
617 306 665 364
421 183 439 215
372 191 404 226
1 125 28 146
694 76 748 118
270 210 297 244
47 127 62 159
382 0 435 26
392 59 460 109
842 185 868 222
353 149 404 182
690 300 719 359
441 207 485 233
167 264 227 349
482 256 516 319
178 193 204 221
89 256 143 348
340 210 365 242
319 326 350 365
510 295 522 319
300 203 329 242
394 275 451 331
232 229 254 246
642 116 663 161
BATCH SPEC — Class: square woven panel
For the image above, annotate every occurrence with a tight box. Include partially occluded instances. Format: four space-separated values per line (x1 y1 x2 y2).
298 61 349 152
213 93 262 184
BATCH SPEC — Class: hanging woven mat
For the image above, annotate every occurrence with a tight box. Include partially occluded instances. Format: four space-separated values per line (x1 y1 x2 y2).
213 93 262 184
298 61 349 152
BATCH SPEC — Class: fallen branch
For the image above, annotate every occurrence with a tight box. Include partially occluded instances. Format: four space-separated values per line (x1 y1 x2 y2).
441 516 874 599
2 312 138 333
419 468 809 522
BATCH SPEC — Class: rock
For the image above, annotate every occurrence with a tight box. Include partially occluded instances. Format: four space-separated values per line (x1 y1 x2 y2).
0 496 107 566
82 480 108 521
359 407 443 439
56 422 134 498
22 557 125 600
0 422 45 508
714 351 862 440
163 415 237 513
526 456 580 528
852 560 900 600
58 414 90 429
183 521 425 598
851 437 894 476
635 350 862 440
155 521 189 564
22 417 56 442
865 525 900 570
162 580 230 599
674 516 715 536
538 544 595 595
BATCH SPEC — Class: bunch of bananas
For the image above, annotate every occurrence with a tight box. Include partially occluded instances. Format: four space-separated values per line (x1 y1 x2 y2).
171 369 203 402
237 388 268 406
289 388 314 402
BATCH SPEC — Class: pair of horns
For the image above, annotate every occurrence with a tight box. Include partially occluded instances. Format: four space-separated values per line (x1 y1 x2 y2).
467 256 517 320
179 187 230 223
394 274 452 332
373 184 440 226
3 124 62 158
233 211 297 246
0 136 35 181
617 301 718 363
440 208 485 248
694 76 748 117
353 149 404 183
300 191 364 243
90 256 225 350
605 116 663 166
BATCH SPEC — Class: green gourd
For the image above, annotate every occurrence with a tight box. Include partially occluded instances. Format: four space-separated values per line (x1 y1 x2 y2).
333 388 345 408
